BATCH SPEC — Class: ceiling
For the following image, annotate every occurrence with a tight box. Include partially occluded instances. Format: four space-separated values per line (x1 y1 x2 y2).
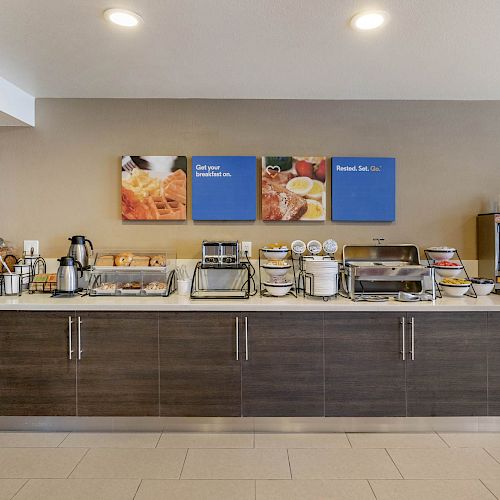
2 0 500 99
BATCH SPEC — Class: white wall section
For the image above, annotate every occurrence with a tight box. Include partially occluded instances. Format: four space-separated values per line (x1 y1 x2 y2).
0 77 35 126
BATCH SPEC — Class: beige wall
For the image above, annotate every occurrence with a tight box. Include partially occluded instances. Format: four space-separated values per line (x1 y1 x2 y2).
1 98 499 259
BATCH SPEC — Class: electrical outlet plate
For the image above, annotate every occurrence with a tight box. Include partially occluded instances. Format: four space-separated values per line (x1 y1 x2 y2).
241 241 252 257
23 240 39 256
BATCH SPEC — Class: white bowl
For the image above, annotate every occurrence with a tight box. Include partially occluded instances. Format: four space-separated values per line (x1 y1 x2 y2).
262 265 291 278
433 266 463 278
471 282 495 296
427 248 456 260
262 248 289 260
263 281 293 297
440 283 470 297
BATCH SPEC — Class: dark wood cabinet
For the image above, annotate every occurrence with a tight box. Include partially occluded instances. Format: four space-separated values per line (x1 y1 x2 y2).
487 313 500 415
0 308 494 419
159 312 241 416
324 312 406 417
0 311 76 416
406 312 487 416
242 312 324 416
76 312 159 416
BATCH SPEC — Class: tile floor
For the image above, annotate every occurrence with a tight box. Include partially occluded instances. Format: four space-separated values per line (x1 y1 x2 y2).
1 431 500 498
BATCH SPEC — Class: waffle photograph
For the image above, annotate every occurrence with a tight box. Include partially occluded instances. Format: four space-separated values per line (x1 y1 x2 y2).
121 156 187 221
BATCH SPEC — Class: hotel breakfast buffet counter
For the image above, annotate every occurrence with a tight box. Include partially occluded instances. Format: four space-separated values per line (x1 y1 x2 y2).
1 292 500 311
2 292 500 424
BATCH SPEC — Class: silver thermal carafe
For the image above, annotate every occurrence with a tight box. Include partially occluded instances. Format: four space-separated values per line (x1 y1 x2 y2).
68 235 93 269
56 256 83 293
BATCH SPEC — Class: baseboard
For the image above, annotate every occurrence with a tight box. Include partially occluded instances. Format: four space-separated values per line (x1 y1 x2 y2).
1 416 499 432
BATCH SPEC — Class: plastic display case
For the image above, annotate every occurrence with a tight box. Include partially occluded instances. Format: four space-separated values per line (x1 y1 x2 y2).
88 249 176 297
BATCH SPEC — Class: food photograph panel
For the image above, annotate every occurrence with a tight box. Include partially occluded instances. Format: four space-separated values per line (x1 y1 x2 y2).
261 156 327 221
121 155 187 220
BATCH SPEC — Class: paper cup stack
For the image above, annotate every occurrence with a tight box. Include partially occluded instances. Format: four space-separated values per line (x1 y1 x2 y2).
303 256 338 297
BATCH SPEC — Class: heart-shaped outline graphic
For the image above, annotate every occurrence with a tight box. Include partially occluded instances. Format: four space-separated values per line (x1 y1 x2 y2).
266 165 281 178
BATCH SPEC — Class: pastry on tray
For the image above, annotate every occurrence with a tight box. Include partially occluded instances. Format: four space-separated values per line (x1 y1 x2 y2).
95 255 115 267
150 254 166 267
120 281 141 290
115 253 134 266
130 256 150 267
94 282 116 293
145 281 167 291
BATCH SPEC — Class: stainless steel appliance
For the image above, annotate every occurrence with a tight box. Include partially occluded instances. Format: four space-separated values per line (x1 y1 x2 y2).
202 241 239 268
68 235 93 269
55 256 83 294
341 244 435 300
477 213 500 292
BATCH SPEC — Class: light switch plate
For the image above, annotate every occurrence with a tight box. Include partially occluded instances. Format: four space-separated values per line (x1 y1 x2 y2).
23 240 39 256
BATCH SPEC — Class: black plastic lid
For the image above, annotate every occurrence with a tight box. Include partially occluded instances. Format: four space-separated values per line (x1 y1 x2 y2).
69 235 86 244
58 256 76 266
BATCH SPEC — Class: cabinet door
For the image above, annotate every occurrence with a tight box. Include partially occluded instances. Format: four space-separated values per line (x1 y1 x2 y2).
242 312 324 417
76 312 159 416
487 313 500 415
159 312 241 417
406 312 487 416
325 312 406 417
0 311 76 416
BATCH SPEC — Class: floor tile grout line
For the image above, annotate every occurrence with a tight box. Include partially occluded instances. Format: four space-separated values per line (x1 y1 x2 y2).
10 478 29 500
286 448 293 479
384 449 404 479
480 478 500 500
66 447 90 479
484 447 500 465
132 479 143 500
56 432 71 448
154 433 162 449
345 433 353 448
179 448 189 479
367 479 379 500
254 479 257 500
435 432 451 448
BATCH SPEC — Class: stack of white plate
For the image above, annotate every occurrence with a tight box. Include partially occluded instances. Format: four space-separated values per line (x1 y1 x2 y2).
303 257 338 297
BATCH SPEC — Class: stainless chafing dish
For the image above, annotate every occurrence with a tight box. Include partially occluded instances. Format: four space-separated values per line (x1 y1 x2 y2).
341 244 435 300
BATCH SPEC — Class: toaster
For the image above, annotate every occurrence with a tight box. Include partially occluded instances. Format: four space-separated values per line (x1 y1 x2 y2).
202 241 239 267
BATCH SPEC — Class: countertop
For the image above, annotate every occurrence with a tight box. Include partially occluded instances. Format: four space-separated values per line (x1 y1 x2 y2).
1 292 500 312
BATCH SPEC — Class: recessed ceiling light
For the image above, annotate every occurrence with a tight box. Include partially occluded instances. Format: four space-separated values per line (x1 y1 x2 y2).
103 8 142 27
350 11 389 31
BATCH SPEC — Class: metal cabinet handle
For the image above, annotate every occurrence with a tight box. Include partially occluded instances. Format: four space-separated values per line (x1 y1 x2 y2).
400 317 405 361
77 316 83 360
245 316 249 361
235 317 239 361
410 316 415 361
68 316 74 360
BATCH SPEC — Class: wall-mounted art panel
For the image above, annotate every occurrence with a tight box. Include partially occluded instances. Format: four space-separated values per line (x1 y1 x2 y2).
192 156 257 221
121 156 187 221
331 157 396 222
262 156 326 221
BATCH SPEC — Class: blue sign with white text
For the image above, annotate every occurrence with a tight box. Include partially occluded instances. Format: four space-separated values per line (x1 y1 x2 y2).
192 156 257 220
331 157 396 222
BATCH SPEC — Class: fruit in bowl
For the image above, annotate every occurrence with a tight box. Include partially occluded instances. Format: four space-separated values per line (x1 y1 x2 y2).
439 277 471 297
470 277 495 296
432 260 464 278
427 246 456 260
